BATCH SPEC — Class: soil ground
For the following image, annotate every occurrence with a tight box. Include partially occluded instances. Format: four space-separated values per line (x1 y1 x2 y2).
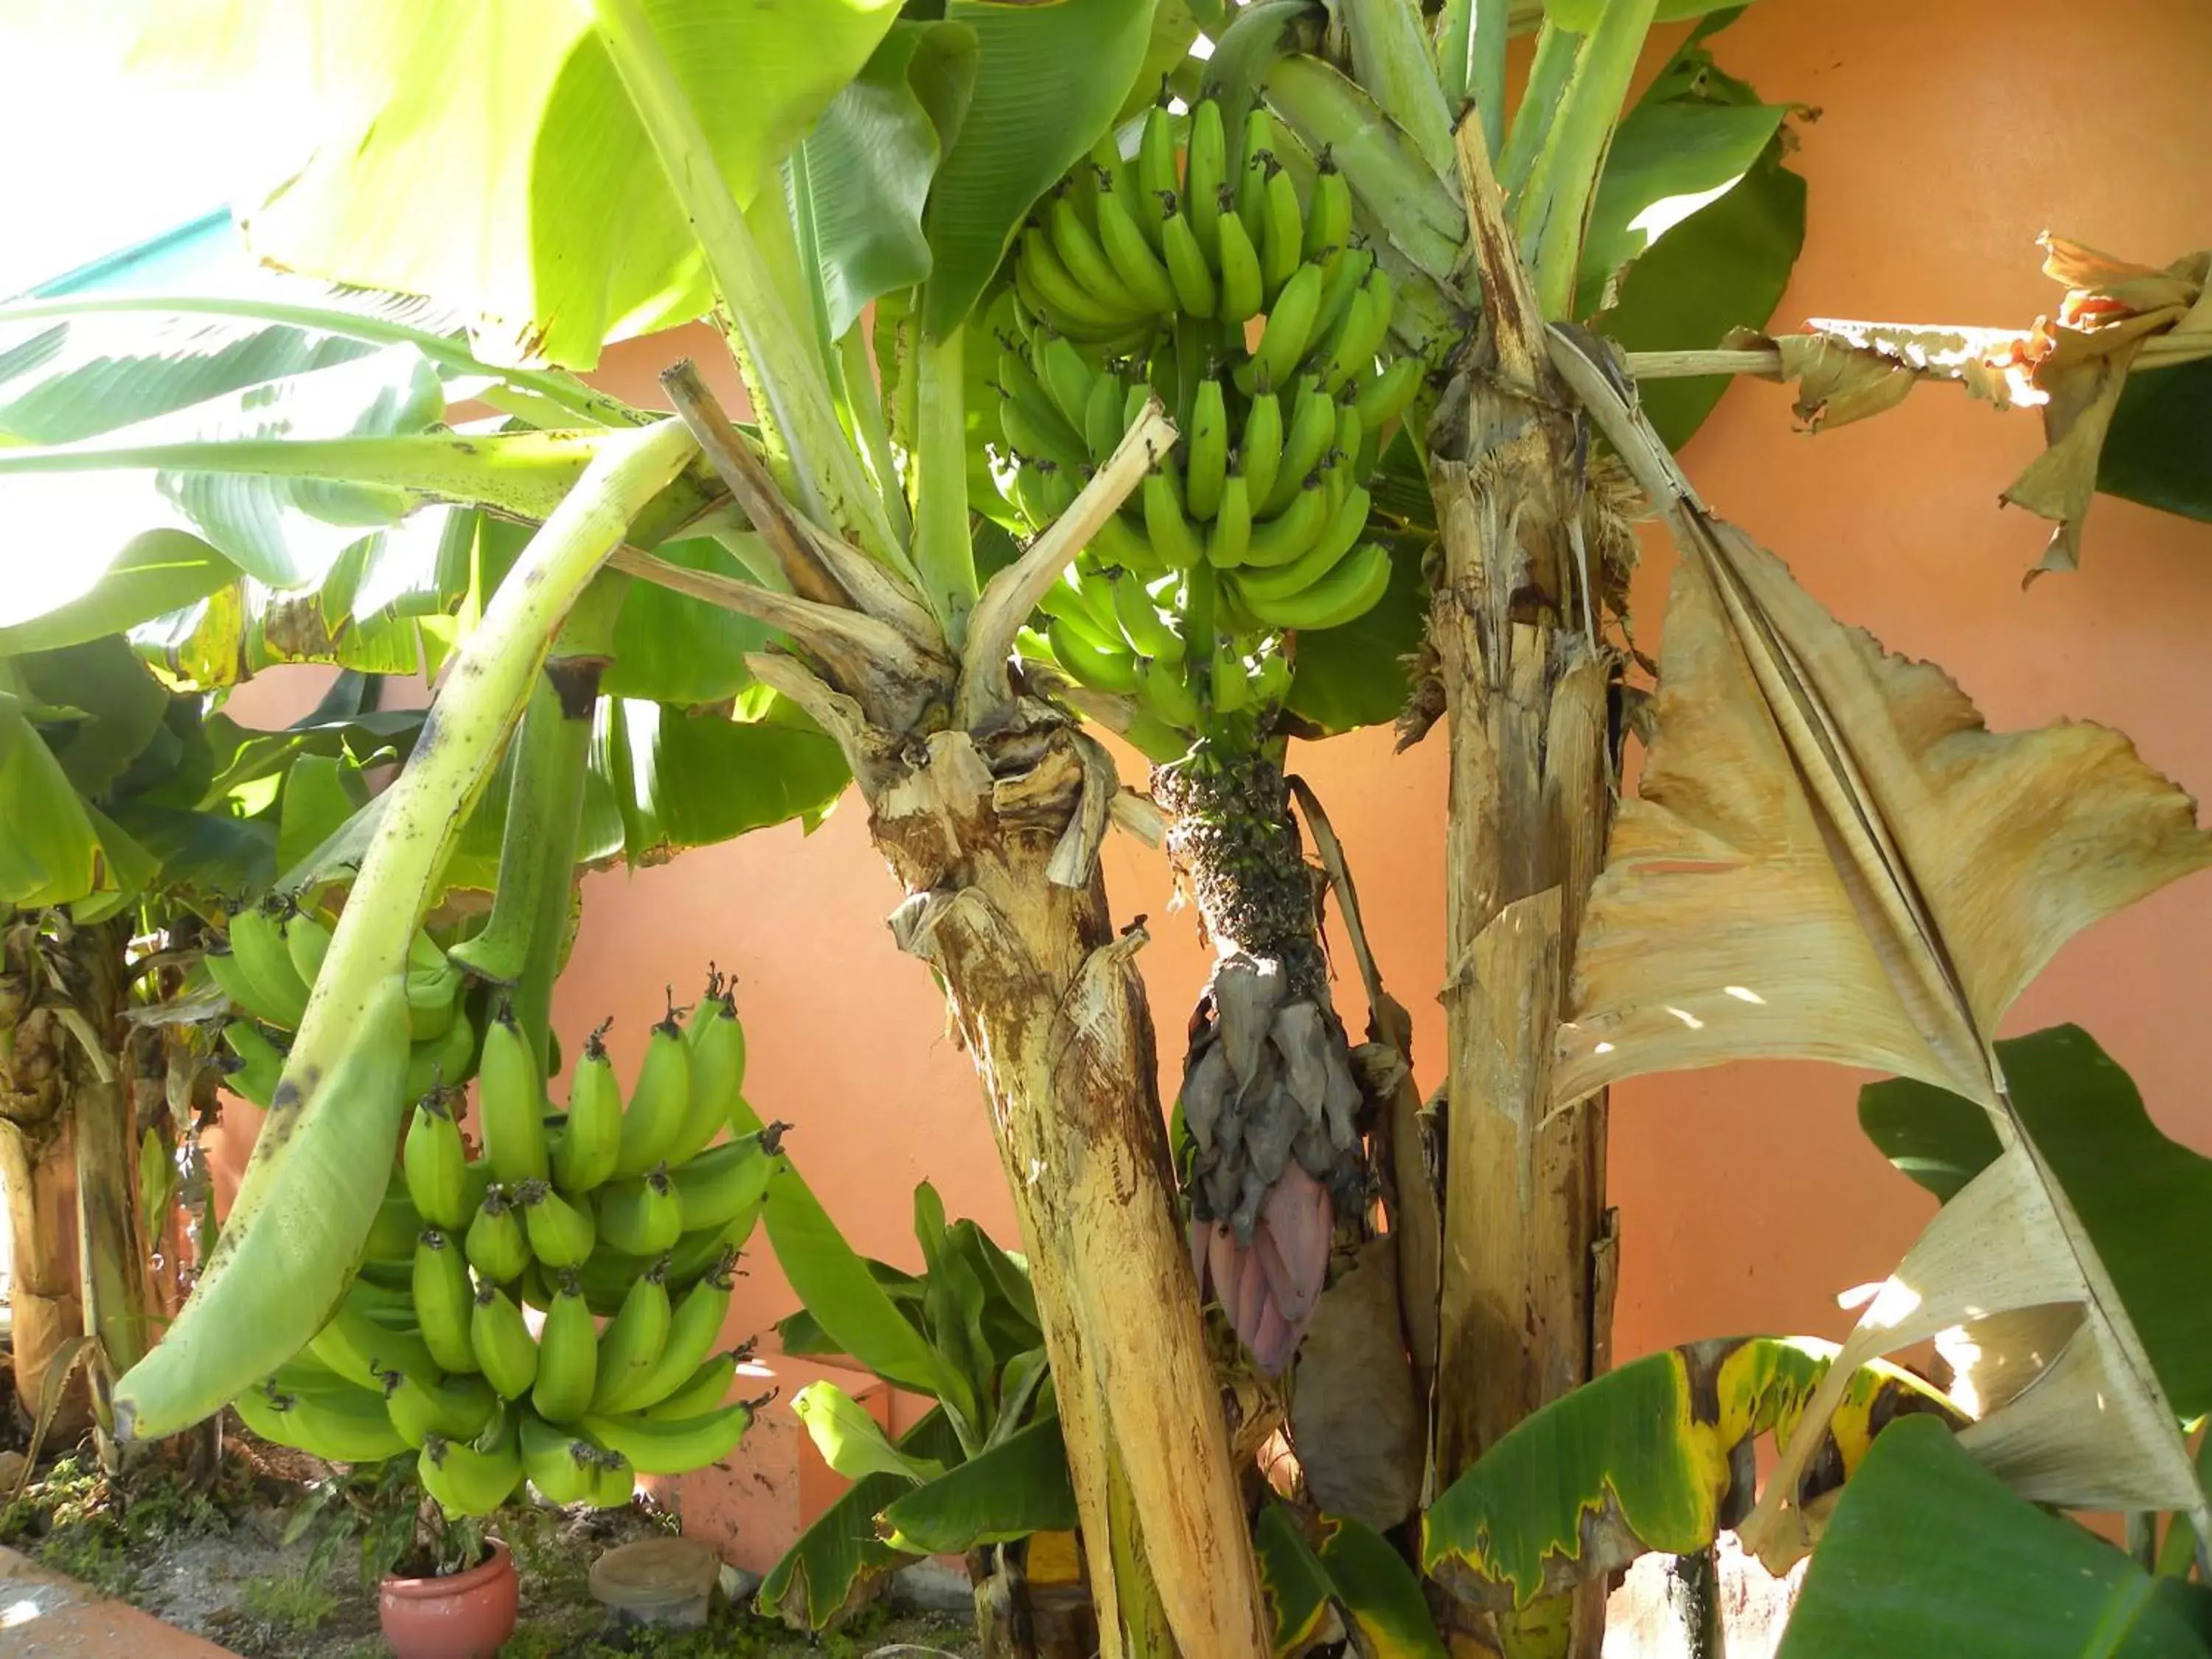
0 1419 977 1658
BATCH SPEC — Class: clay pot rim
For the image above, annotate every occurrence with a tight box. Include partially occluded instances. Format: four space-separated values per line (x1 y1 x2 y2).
381 1535 513 1601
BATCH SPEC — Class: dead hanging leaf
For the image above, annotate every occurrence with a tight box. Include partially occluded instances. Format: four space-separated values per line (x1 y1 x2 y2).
1290 1239 1423 1532
1545 327 2212 1576
1727 235 2211 576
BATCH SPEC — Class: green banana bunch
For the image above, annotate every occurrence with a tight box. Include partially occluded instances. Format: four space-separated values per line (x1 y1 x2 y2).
992 97 1423 744
206 905 311 1030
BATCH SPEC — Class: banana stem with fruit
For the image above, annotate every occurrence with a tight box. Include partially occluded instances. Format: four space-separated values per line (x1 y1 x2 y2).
111 416 700 1441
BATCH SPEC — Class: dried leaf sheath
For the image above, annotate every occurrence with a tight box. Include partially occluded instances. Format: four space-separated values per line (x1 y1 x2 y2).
1547 330 2212 1569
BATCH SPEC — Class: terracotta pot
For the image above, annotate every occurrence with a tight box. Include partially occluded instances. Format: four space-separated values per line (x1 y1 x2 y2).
380 1537 519 1659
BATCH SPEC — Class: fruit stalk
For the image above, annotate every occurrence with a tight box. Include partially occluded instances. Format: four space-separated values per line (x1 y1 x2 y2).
111 415 700 1441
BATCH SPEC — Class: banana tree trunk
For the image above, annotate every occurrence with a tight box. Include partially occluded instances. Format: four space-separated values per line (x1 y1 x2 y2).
0 915 142 1435
869 719 1267 1659
1427 131 1620 1656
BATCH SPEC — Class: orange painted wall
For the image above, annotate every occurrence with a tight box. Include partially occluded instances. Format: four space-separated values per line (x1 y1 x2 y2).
208 0 2212 1571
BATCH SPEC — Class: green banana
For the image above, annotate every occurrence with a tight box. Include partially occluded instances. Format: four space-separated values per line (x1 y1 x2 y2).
613 1001 691 1178
404 959 461 1043
1094 181 1178 316
1237 110 1276 246
1261 161 1305 298
1265 378 1338 515
1215 209 1265 325
234 1378 409 1464
1142 470 1206 571
667 1125 783 1234
1240 389 1284 509
1316 271 1394 394
554 1020 622 1194
1037 574 1121 654
590 1259 673 1414
220 1020 285 1110
645 1351 740 1422
596 1164 684 1258
1245 478 1332 568
465 1183 532 1284
402 1088 467 1228
1136 658 1203 731
1236 540 1393 630
1048 617 1140 695
470 1281 539 1400
1185 98 1228 262
479 1000 549 1184
420 1415 523 1516
403 1012 476 1106
1185 378 1229 521
413 1228 478 1374
1237 487 1375 603
1305 157 1353 260
1082 370 1126 467
381 1368 496 1448
588 1452 637 1509
1251 260 1324 394
1161 212 1220 319
667 979 744 1166
1047 196 1141 321
998 352 1089 469
620 1252 737 1415
1088 507 1165 577
531 1270 599 1424
1355 355 1424 432
582 1399 754 1478
1313 243 1376 346
206 912 307 1030
521 1408 615 1505
307 1281 437 1388
285 908 334 989
518 1178 596 1268
364 1180 422 1264
1035 334 1102 434
1019 229 1131 335
1137 104 1179 246
1208 476 1253 568
1107 568 1184 665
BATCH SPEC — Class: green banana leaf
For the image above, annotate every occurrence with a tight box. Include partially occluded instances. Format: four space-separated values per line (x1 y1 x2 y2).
1778 1415 2212 1658
1544 0 1765 24
914 1183 987 1442
1120 0 1204 123
880 1413 1077 1555
593 695 849 861
759 1406 966 1632
0 690 109 908
919 0 1161 338
762 1160 951 1399
1858 1023 2212 1419
798 20 980 344
14 638 171 799
1253 1503 1337 1657
2098 358 2212 524
274 754 369 880
0 532 242 658
103 0 902 369
793 1380 949 1484
1422 1335 1963 1610
1315 1514 1447 1659
603 537 777 707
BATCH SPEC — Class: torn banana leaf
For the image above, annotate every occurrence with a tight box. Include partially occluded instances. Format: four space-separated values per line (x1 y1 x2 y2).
1422 1336 1961 1610
1549 338 2212 1571
1726 235 2210 575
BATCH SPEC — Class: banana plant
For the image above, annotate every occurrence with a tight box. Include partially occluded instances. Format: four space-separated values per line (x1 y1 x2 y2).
759 1175 1079 1639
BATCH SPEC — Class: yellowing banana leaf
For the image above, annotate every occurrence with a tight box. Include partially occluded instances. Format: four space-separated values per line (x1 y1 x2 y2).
1860 1024 2212 1422
1422 1336 1960 1610
879 1413 1077 1555
1778 1416 2212 1659
1727 237 2211 575
1549 341 2212 1571
792 1380 948 1484
759 1405 964 1632
1313 1514 1446 1659
1253 1503 1336 1658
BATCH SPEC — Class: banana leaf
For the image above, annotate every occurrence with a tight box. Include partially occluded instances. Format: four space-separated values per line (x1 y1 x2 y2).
1253 1503 1335 1658
1315 1514 1446 1659
880 1413 1077 1555
0 532 241 658
1859 1023 2212 1420
919 0 1159 338
793 1380 948 1484
1422 1335 1962 1610
1778 1415 2212 1658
